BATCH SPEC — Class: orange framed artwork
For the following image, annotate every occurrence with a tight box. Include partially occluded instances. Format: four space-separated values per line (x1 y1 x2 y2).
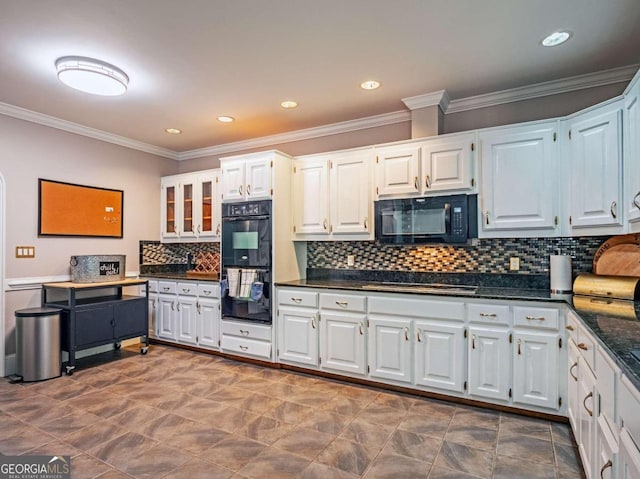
38 179 124 238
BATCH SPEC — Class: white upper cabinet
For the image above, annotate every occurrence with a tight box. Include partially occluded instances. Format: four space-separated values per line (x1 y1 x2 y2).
375 143 422 196
421 133 475 193
624 73 640 230
375 133 475 199
161 169 221 242
567 100 623 233
292 158 330 235
478 121 558 236
220 153 273 202
293 148 373 239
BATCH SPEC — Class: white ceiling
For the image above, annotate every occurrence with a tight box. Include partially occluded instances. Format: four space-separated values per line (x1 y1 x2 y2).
1 0 639 154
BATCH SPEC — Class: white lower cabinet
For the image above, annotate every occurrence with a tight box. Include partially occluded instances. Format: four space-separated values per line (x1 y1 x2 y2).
619 429 640 479
320 311 366 375
221 320 272 360
414 320 466 393
468 326 511 401
277 305 319 367
368 317 412 384
512 331 559 410
145 278 220 350
568 339 580 431
595 416 617 479
578 360 597 479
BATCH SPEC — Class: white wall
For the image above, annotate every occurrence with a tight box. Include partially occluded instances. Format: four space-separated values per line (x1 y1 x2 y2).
0 114 178 357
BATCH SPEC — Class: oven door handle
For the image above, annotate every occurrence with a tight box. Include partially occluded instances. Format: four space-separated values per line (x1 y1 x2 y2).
221 215 271 221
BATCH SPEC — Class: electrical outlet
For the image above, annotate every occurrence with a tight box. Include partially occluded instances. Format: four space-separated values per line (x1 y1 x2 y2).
509 257 520 271
347 255 355 267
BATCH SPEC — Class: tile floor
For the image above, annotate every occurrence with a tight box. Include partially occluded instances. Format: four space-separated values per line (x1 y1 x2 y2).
0 344 585 479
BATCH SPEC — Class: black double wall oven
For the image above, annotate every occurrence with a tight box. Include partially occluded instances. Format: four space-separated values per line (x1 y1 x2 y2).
221 200 272 324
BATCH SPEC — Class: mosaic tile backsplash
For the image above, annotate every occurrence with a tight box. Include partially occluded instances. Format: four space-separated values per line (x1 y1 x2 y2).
307 237 608 278
140 240 219 265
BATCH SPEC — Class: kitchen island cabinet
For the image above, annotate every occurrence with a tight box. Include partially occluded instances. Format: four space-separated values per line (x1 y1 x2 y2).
42 279 149 375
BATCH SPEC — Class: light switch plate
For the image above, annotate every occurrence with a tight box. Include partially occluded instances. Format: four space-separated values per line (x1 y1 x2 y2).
16 246 35 258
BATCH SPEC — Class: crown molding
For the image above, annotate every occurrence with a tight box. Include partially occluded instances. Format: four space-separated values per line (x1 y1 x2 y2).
0 102 178 159
446 64 639 114
176 110 411 160
402 90 450 111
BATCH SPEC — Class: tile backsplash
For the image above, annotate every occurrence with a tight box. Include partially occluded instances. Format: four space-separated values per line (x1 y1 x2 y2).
140 240 219 265
307 237 608 277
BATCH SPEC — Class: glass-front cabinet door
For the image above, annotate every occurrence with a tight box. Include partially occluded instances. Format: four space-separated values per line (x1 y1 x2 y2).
197 170 221 240
161 176 179 240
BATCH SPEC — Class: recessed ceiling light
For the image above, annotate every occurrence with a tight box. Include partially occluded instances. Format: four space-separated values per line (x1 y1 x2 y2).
541 31 572 47
165 128 182 134
281 100 298 109
360 80 381 90
217 116 235 123
55 56 129 96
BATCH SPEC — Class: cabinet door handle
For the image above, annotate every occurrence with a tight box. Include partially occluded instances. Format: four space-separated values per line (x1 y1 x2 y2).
171 301 175 311
238 185 243 196
416 330 422 342
335 301 348 308
323 219 328 230
566 325 575 331
577 342 588 351
203 289 212 295
364 217 368 229
600 459 612 479
311 317 316 329
246 184 251 196
404 327 409 341
239 345 248 351
634 191 640 210
216 223 220 235
569 362 578 381
182 288 190 293
471 334 476 349
359 322 364 335
291 297 302 303
517 338 521 355
485 210 490 225
239 329 250 336
610 201 617 219
196 302 201 314
162 287 171 292
414 176 419 190
197 225 201 234
480 313 497 318
425 174 431 189
583 391 593 416
176 302 181 311
526 316 545 321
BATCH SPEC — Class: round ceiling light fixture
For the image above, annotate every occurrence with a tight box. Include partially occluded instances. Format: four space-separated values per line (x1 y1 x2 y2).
541 30 572 47
280 100 298 109
55 56 129 96
360 80 381 90
165 128 182 134
217 116 235 123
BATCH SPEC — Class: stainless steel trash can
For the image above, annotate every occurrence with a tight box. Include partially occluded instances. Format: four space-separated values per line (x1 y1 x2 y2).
15 307 62 382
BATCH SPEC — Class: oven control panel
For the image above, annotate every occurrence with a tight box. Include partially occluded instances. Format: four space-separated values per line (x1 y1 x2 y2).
223 200 271 218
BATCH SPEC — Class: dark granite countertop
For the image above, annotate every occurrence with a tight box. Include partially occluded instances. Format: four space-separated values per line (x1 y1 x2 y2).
275 272 640 393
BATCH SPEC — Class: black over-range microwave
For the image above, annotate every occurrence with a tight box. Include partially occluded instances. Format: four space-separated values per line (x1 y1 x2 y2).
374 194 478 244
